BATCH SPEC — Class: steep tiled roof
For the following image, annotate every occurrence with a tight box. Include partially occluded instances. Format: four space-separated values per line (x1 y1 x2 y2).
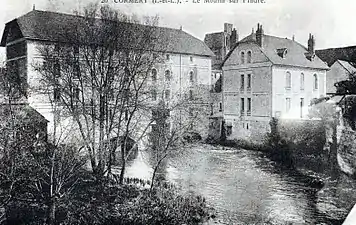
337 60 356 75
204 32 225 49
224 33 329 70
316 46 356 67
204 32 225 69
1 10 214 57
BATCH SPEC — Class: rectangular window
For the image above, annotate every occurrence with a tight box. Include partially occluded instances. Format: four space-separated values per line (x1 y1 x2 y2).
108 66 115 83
189 71 195 84
219 102 222 112
189 108 194 117
190 56 193 62
300 98 304 118
54 59 60 78
247 98 251 116
240 98 245 115
300 73 305 90
73 86 80 100
227 125 232 136
286 98 291 113
166 54 170 60
151 89 157 101
314 74 318 90
189 90 194 100
240 74 245 91
285 72 291 89
54 87 61 101
247 74 251 91
73 61 80 79
165 89 170 99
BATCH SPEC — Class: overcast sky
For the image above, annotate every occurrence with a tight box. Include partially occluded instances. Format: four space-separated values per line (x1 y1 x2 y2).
1 0 356 63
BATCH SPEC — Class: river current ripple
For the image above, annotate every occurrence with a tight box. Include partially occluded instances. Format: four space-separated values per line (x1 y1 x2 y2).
123 144 349 224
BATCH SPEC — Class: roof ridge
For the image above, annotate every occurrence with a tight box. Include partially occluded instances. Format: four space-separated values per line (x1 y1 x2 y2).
239 33 309 51
337 60 356 74
22 9 186 33
206 31 225 35
338 59 354 64
223 32 328 70
2 9 213 56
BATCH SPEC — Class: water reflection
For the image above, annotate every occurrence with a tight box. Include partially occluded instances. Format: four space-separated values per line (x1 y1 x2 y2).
123 144 349 224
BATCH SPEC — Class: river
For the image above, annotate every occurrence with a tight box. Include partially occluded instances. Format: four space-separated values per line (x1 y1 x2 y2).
123 144 351 224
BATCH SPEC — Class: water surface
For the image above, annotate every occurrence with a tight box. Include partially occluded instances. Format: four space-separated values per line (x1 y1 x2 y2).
124 144 350 224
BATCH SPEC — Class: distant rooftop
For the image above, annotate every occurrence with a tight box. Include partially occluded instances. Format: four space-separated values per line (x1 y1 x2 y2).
316 46 356 67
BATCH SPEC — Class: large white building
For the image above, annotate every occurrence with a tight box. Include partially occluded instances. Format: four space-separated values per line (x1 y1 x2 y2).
0 9 214 142
222 24 329 142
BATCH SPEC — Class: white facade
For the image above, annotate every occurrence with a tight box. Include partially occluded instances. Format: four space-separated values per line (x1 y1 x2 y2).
221 27 329 142
272 66 326 119
147 53 211 99
21 40 213 142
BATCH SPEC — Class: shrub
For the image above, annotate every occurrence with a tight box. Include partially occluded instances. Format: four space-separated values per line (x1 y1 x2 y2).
63 179 213 225
264 117 295 169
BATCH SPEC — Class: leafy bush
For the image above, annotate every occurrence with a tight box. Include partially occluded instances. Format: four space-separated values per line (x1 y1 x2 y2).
65 179 213 225
264 117 295 169
3 175 213 225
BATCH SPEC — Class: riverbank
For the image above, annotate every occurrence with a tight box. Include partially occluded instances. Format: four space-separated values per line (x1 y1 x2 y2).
209 138 326 184
206 138 355 223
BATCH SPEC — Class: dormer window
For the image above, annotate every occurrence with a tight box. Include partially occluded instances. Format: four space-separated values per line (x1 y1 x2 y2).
247 51 252 63
277 48 288 58
305 52 315 61
240 52 245 64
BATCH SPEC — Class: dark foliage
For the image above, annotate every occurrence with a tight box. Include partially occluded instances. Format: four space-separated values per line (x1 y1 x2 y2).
3 171 213 225
183 132 202 143
264 117 295 169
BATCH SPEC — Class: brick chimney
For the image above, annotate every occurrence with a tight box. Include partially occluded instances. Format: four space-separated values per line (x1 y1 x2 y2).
256 23 264 47
307 33 315 55
224 23 233 36
230 28 239 47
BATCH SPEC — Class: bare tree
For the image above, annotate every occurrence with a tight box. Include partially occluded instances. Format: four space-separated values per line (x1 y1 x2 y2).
34 4 168 182
147 85 205 189
0 69 86 225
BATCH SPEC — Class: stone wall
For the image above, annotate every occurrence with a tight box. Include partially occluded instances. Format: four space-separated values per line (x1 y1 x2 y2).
337 128 356 176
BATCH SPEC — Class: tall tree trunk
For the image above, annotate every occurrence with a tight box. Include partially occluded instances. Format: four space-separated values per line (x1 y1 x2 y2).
48 151 56 225
48 199 56 225
150 153 168 191
119 141 126 185
97 94 105 177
